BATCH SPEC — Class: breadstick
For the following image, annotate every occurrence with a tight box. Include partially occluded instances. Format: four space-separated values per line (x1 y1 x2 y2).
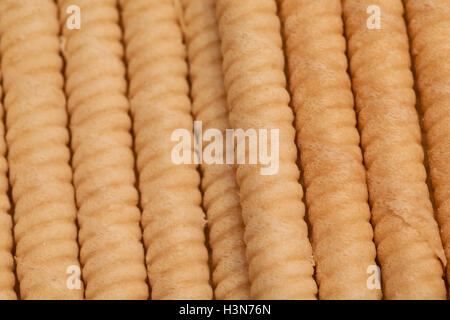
278 0 380 299
0 58 16 300
120 0 212 300
342 0 446 299
58 0 148 300
180 0 250 300
0 0 83 299
404 0 450 287
216 0 317 299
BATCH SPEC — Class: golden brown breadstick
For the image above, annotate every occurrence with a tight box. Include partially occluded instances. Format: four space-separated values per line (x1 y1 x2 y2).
278 0 380 299
0 58 16 300
180 0 250 300
0 0 83 299
404 0 450 287
342 0 446 299
58 0 148 300
120 0 212 300
216 0 317 299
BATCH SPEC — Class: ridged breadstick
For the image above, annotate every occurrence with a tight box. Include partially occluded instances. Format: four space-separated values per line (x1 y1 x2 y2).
216 0 317 299
58 0 148 300
0 0 83 299
180 0 250 300
0 57 16 300
342 0 446 299
404 0 450 286
120 0 212 300
278 0 380 300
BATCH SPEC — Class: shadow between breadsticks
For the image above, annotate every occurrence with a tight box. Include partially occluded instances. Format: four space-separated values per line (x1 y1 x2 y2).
0 44 16 300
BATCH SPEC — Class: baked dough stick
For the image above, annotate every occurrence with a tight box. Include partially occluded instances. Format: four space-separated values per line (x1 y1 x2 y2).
180 0 250 300
216 0 317 299
0 58 16 300
57 0 149 300
120 0 212 300
278 0 380 300
342 0 447 299
404 0 450 286
0 0 83 299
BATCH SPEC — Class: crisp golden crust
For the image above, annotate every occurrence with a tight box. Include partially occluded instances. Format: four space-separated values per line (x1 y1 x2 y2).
343 0 446 299
216 0 317 299
120 0 212 300
58 0 148 300
405 0 450 286
181 0 250 300
279 0 380 300
0 0 82 299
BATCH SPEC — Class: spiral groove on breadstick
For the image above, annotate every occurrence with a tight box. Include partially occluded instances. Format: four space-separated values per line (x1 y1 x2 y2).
342 0 446 299
278 0 380 299
180 0 250 300
404 0 450 285
0 0 82 299
120 0 212 300
216 0 317 299
58 0 148 300
0 58 16 300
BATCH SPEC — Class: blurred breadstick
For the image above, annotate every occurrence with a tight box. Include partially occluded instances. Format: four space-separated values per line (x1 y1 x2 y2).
342 0 446 299
180 0 250 300
216 0 317 299
279 0 380 299
120 0 212 300
58 0 148 300
404 0 450 286
0 59 16 300
0 0 82 299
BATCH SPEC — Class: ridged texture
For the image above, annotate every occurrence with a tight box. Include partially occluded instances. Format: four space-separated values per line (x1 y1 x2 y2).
0 55 16 300
58 0 148 300
279 0 380 300
343 0 446 299
216 0 317 299
0 0 82 299
181 0 250 300
405 0 450 287
120 0 212 300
